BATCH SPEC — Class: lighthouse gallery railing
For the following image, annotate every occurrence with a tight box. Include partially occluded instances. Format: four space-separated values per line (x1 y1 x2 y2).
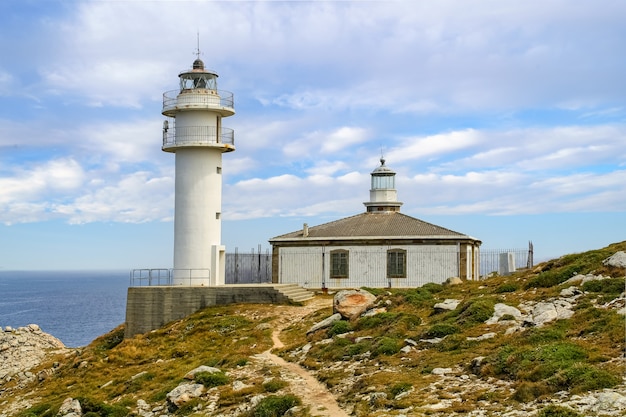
162 125 234 148
162 89 234 111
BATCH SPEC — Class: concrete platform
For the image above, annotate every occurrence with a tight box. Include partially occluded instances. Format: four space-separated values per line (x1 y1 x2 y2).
124 284 313 338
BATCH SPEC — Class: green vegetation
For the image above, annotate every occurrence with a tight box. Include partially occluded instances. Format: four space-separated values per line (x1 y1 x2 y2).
195 371 229 388
537 405 583 417
5 241 625 417
248 394 301 417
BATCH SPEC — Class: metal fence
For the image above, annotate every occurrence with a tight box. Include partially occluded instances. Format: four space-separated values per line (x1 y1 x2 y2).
479 248 530 277
225 247 272 284
132 244 533 287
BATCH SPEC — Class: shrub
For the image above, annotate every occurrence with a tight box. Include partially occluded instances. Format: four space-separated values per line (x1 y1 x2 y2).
421 282 444 293
327 320 351 337
455 298 496 325
403 288 435 306
344 341 371 357
355 312 401 331
76 398 128 417
512 381 550 402
389 382 412 398
195 371 229 387
495 283 519 293
424 323 460 338
263 378 288 393
560 363 620 393
582 277 625 296
374 337 401 356
537 405 582 417
249 394 301 417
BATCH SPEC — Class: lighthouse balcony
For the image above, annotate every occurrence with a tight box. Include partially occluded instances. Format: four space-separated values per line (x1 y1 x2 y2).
162 89 235 117
162 126 235 152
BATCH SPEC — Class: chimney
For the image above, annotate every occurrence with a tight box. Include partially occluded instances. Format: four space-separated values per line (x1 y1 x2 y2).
303 223 309 237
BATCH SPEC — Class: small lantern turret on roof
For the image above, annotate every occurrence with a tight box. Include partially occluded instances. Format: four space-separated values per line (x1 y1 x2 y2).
363 158 403 213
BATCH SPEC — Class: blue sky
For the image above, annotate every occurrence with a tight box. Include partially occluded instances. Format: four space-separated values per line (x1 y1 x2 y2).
0 0 624 270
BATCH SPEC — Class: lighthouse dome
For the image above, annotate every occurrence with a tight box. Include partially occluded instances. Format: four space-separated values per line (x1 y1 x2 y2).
192 58 205 70
372 158 395 175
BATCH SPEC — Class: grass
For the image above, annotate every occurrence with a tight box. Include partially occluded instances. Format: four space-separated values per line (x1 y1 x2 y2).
6 241 626 417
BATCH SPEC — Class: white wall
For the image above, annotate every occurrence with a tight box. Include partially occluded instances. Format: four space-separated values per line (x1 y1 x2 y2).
277 244 461 289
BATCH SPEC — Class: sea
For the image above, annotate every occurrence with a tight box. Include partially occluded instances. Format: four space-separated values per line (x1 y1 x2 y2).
0 270 129 348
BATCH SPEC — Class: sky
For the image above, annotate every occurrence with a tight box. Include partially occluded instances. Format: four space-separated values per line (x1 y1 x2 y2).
0 0 624 270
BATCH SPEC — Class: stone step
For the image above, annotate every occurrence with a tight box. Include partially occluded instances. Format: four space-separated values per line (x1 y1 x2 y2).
274 285 314 303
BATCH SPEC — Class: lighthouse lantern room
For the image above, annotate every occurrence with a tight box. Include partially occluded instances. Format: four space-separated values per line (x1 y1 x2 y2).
161 56 235 286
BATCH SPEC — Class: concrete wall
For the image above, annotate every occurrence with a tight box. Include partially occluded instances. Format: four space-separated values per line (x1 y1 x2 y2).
124 285 291 338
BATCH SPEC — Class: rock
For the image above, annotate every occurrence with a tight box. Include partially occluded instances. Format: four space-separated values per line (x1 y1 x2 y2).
333 289 377 320
404 338 418 346
466 332 496 341
470 356 486 374
485 303 524 324
0 324 66 385
166 383 205 410
184 365 221 380
445 277 463 286
400 345 412 353
58 397 82 417
355 336 373 343
560 286 583 298
603 251 626 268
362 307 387 317
306 313 342 334
432 367 452 375
434 299 461 312
232 380 250 391
421 337 445 344
255 323 272 331
529 300 574 327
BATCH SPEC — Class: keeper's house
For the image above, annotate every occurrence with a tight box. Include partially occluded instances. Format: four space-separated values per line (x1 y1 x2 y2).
269 159 481 289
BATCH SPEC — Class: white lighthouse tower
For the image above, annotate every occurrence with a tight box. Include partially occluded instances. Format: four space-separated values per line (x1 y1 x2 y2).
161 56 235 286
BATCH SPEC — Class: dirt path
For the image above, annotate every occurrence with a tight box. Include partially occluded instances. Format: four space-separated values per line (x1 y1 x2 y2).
253 299 349 417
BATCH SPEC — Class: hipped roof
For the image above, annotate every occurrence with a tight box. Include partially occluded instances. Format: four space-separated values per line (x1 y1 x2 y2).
270 212 480 243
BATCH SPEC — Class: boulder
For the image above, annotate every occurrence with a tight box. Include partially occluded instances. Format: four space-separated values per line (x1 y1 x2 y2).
603 251 626 268
58 397 82 417
529 300 574 327
333 289 376 320
166 383 205 410
184 365 221 380
434 299 461 312
307 313 342 334
485 303 523 324
445 277 463 286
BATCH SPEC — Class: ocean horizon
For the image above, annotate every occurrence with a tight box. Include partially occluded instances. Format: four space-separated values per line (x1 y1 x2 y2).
0 270 129 347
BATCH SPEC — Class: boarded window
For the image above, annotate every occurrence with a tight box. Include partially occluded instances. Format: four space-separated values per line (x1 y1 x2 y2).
387 249 407 278
330 250 349 278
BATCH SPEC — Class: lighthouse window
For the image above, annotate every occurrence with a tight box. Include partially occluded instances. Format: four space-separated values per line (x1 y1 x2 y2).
216 212 221 219
387 249 407 278
330 250 349 279
217 167 222 174
372 175 394 189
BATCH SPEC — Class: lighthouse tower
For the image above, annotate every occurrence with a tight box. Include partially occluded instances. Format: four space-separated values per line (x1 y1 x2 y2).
162 56 235 286
363 158 403 213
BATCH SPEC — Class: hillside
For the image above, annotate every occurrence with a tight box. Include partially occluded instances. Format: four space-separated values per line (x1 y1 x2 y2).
1 241 625 417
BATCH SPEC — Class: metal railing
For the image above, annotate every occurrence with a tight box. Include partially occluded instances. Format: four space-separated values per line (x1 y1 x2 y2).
480 248 529 276
162 89 234 112
130 269 171 286
130 268 211 286
162 125 234 148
